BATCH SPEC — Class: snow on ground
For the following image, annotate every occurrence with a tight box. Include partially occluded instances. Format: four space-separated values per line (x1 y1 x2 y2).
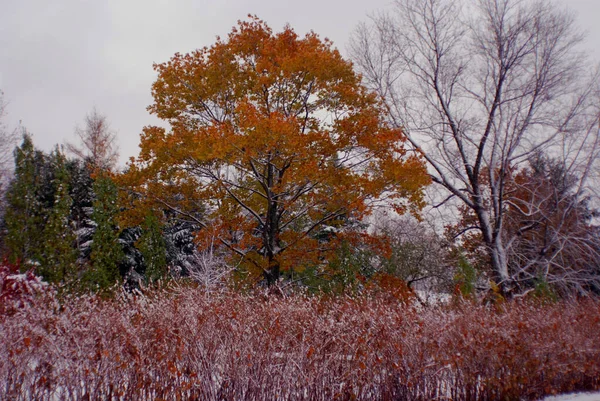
544 392 600 401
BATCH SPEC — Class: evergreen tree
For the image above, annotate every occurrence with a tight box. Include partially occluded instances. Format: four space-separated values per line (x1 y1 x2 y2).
86 174 123 289
66 159 95 261
119 226 144 284
164 219 200 276
4 134 45 265
137 214 167 282
38 149 77 283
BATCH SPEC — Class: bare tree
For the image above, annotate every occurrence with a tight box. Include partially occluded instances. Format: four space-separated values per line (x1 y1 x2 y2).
350 0 600 295
374 214 453 294
67 108 119 172
185 235 234 292
0 91 18 192
0 91 19 230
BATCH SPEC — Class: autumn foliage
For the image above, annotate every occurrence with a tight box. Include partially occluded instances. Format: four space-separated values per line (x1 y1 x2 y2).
120 17 429 284
1 276 600 400
447 156 600 296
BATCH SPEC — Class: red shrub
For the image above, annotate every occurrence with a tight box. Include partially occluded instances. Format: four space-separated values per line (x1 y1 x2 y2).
0 263 51 316
0 285 599 400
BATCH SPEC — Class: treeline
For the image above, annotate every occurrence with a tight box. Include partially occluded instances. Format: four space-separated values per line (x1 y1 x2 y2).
0 126 446 295
3 129 598 298
0 125 200 292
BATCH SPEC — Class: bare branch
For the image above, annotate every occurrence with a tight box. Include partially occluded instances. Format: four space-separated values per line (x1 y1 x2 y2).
351 0 599 295
67 108 119 172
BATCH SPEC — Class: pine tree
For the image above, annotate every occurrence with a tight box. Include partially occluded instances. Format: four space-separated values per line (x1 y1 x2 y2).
66 159 95 261
86 174 123 289
4 133 45 266
38 149 77 283
137 214 167 283
119 226 144 283
164 219 200 276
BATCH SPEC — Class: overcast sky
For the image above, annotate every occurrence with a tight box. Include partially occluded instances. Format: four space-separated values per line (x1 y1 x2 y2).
1 0 599 167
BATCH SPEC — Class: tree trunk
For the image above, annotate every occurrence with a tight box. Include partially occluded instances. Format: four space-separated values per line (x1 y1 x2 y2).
264 256 280 285
474 205 512 297
488 239 512 297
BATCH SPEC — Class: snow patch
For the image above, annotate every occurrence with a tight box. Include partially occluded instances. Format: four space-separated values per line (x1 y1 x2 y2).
544 392 600 401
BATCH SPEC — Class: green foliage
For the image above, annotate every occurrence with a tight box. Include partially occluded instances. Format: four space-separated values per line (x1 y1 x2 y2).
454 253 477 298
4 134 45 265
532 273 557 302
137 214 167 283
38 149 78 283
86 174 123 289
5 138 81 285
292 241 375 294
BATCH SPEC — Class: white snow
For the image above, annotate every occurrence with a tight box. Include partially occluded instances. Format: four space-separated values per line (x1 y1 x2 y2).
544 392 600 401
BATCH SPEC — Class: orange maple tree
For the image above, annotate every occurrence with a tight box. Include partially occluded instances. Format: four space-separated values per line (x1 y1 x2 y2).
121 17 429 284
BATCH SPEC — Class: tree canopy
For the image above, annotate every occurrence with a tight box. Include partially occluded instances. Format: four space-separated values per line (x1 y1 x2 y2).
351 0 600 296
121 17 429 284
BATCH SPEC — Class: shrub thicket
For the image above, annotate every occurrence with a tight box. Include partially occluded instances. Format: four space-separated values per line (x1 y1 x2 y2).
1 271 599 401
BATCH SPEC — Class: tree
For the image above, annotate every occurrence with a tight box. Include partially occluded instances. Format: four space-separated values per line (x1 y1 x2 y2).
447 153 600 296
163 219 202 276
0 91 17 192
121 17 429 285
86 174 123 289
375 215 452 292
500 154 600 295
0 91 19 227
350 0 600 295
67 108 119 172
137 214 167 283
38 148 77 283
66 158 95 261
4 137 79 283
4 134 45 264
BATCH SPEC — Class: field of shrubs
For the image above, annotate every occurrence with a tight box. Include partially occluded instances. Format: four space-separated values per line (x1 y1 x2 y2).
1 266 600 401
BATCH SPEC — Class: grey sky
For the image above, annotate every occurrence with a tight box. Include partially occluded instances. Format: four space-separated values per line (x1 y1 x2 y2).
1 0 599 167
